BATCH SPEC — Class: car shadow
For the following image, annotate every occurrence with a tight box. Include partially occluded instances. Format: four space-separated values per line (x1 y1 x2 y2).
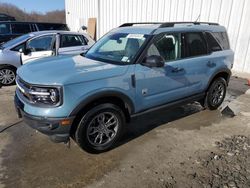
118 103 204 146
116 76 249 149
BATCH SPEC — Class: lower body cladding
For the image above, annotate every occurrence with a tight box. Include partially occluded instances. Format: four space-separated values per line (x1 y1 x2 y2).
14 94 74 143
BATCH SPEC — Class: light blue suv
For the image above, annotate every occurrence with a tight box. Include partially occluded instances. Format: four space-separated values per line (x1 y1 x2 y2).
14 22 234 153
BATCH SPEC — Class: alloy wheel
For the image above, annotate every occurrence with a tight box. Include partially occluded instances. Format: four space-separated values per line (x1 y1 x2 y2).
87 112 119 147
211 82 225 106
0 68 16 85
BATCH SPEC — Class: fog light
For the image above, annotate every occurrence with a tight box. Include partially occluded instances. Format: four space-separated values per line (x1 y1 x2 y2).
60 119 71 126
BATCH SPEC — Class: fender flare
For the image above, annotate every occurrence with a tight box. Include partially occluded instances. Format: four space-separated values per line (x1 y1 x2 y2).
206 68 232 91
69 90 135 116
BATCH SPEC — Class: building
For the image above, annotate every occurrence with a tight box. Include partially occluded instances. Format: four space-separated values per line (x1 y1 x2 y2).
65 0 250 73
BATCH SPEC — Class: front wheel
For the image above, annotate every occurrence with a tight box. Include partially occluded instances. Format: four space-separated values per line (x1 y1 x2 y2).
0 66 16 86
205 77 227 110
75 103 125 153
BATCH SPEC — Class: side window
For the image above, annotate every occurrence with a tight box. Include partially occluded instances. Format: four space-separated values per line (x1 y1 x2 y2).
11 43 25 52
60 34 86 48
184 32 208 57
27 35 55 52
37 24 68 31
11 23 31 34
147 33 181 62
206 32 222 52
0 23 10 34
212 32 230 50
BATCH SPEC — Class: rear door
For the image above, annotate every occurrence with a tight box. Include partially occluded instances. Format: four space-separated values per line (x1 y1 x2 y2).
21 34 56 63
58 34 89 55
180 32 212 93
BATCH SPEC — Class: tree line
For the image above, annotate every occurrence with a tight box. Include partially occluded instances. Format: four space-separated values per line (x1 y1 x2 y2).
0 2 65 23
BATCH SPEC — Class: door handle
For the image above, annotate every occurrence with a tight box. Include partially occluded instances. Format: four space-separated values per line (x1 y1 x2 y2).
207 61 216 68
172 67 184 73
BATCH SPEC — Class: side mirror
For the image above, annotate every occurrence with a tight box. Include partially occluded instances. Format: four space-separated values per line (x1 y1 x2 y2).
19 48 23 53
81 49 88 56
81 25 87 31
20 48 31 55
141 55 165 68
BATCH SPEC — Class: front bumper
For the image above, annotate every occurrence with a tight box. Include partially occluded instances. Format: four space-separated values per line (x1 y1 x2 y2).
14 94 74 143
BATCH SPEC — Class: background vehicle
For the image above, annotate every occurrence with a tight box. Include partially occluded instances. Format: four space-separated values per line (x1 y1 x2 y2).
15 22 234 153
0 13 15 21
0 30 94 86
0 21 69 44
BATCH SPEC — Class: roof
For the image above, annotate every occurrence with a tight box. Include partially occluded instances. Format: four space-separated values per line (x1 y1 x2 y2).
112 25 160 35
28 30 84 36
114 22 226 35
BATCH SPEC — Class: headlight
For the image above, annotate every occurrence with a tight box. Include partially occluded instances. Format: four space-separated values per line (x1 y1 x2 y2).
29 87 61 105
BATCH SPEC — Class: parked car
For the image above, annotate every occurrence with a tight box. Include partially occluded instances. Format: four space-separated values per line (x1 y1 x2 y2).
0 21 69 44
14 22 234 153
0 30 94 85
0 13 15 21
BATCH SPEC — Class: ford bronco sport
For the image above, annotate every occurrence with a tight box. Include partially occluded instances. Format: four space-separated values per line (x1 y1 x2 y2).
14 22 234 153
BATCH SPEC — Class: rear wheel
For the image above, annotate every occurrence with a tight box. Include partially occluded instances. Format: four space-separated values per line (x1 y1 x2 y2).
75 103 125 153
205 77 227 110
0 66 16 86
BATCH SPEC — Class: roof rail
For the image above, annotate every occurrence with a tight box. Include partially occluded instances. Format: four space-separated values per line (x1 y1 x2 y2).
119 22 165 27
159 22 219 27
119 22 219 28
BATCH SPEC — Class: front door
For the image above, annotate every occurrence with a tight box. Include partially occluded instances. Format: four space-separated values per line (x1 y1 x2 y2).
21 34 55 64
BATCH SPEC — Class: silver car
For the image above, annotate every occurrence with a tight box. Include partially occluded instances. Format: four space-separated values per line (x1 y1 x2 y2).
0 30 94 86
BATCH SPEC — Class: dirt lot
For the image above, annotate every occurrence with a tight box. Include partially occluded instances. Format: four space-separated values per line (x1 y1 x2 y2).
0 76 250 188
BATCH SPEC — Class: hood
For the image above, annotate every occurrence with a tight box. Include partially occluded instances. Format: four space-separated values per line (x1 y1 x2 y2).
17 55 128 85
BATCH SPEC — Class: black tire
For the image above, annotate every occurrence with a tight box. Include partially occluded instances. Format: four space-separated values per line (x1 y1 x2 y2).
75 103 125 153
0 66 16 86
205 77 227 110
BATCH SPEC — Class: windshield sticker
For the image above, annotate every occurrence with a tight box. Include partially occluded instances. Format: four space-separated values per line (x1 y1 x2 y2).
121 56 129 62
126 34 145 39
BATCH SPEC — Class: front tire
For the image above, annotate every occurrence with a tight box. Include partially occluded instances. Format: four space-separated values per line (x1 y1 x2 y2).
0 66 16 86
205 77 227 110
75 103 125 153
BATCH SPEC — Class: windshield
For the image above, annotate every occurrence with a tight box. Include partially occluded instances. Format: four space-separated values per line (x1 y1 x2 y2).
85 32 149 64
2 34 32 49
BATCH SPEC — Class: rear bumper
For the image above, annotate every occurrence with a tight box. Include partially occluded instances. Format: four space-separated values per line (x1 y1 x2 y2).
14 94 74 143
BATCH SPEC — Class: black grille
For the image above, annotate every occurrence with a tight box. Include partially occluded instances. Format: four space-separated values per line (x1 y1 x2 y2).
16 76 32 101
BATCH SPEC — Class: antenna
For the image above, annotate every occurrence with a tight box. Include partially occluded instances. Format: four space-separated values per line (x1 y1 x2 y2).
195 14 201 22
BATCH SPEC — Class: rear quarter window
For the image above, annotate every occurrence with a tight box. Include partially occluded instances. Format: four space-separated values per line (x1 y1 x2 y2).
212 32 230 50
206 32 222 52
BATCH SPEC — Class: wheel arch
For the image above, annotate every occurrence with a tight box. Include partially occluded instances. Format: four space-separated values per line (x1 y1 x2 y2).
206 68 231 91
69 91 135 137
0 64 18 71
